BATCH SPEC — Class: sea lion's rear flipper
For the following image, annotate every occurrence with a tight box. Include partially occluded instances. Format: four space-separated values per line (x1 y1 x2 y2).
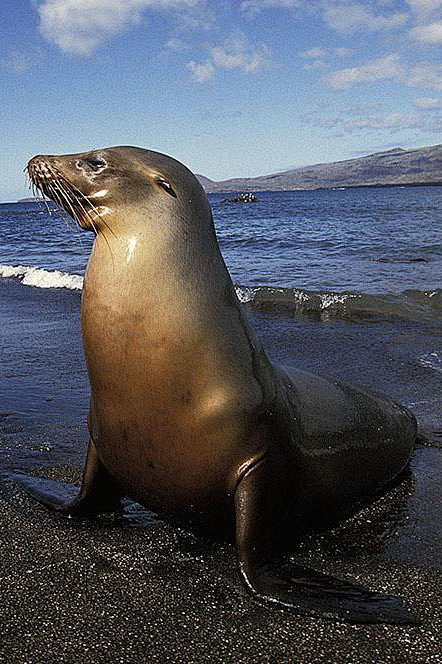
234 456 420 626
11 439 124 516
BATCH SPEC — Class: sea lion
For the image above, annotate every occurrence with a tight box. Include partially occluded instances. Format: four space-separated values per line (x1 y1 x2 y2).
19 146 419 625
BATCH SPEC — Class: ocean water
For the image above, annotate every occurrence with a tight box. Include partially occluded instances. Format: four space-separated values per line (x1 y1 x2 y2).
0 188 441 473
2 187 442 302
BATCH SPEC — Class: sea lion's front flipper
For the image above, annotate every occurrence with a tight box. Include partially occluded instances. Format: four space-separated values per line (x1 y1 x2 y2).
11 438 124 516
234 456 420 625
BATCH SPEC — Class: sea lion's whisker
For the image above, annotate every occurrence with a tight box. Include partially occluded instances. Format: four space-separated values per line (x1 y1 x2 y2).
28 170 86 251
33 183 48 215
29 170 52 216
55 168 117 239
64 183 98 236
53 180 81 226
46 182 75 231
97 216 117 240
53 169 102 234
95 221 115 270
52 180 84 235
62 183 118 266
45 182 66 220
48 179 87 249
51 179 73 213
44 180 60 206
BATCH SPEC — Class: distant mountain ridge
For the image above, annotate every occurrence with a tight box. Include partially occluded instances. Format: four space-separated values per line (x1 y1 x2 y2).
197 144 442 193
17 197 50 203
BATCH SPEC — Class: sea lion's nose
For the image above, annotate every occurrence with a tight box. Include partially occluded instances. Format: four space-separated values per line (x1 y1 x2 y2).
27 155 57 180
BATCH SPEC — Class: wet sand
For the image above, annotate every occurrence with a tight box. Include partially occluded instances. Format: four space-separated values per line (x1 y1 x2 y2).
1 446 442 663
1 279 442 662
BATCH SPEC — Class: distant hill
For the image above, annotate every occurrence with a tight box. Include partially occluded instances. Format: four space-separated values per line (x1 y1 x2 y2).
197 144 442 193
17 197 49 203
195 174 216 189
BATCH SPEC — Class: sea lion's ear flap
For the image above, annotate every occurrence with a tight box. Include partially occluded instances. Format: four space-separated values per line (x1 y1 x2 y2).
155 176 177 198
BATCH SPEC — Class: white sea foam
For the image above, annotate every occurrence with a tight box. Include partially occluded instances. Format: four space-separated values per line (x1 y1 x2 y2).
234 285 359 310
0 264 83 290
235 285 255 303
319 293 358 310
292 289 309 303
419 350 442 375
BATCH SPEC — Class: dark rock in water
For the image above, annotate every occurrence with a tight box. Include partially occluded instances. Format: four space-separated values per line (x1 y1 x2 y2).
221 193 259 203
374 257 428 264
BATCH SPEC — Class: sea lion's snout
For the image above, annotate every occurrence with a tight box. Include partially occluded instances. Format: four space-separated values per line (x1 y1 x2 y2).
27 156 63 198
27 155 56 181
26 153 109 233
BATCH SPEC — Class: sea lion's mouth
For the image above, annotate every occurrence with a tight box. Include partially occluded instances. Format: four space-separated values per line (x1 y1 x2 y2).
26 157 102 233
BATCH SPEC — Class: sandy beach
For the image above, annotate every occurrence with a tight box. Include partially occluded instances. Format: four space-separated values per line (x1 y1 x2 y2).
1 446 442 663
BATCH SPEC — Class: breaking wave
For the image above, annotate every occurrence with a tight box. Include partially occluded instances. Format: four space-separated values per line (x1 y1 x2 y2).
419 350 442 374
0 264 83 290
1 263 441 322
235 285 442 322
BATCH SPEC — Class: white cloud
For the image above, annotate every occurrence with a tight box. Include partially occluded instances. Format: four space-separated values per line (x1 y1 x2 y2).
304 59 328 70
411 21 442 43
299 46 353 60
163 37 189 52
299 49 328 71
187 59 214 82
37 0 201 56
413 96 441 108
324 3 408 33
301 106 442 134
335 47 353 58
186 32 274 82
326 54 404 89
240 0 301 15
343 112 415 131
407 63 442 90
406 0 442 15
210 34 273 73
300 47 328 59
326 52 442 91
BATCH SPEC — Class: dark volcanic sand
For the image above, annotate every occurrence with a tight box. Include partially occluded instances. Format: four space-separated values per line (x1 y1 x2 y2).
1 279 442 663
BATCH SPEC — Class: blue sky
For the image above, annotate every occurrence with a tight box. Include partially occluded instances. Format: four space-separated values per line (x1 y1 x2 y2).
1 0 442 200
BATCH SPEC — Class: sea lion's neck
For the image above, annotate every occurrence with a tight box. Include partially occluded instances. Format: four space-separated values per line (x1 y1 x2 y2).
81 229 258 387
81 228 267 436
83 227 236 323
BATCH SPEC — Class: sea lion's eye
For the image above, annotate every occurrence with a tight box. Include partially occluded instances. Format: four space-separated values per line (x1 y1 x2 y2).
84 156 107 170
155 176 177 198
76 155 107 173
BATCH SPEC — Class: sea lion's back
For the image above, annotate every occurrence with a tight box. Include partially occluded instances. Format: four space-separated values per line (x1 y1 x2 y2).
272 365 416 521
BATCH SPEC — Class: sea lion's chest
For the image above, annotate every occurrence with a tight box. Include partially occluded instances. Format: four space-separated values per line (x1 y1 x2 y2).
88 375 265 525
81 285 265 521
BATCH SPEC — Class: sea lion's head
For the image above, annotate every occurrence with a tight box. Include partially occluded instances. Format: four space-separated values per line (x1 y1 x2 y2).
27 146 211 240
